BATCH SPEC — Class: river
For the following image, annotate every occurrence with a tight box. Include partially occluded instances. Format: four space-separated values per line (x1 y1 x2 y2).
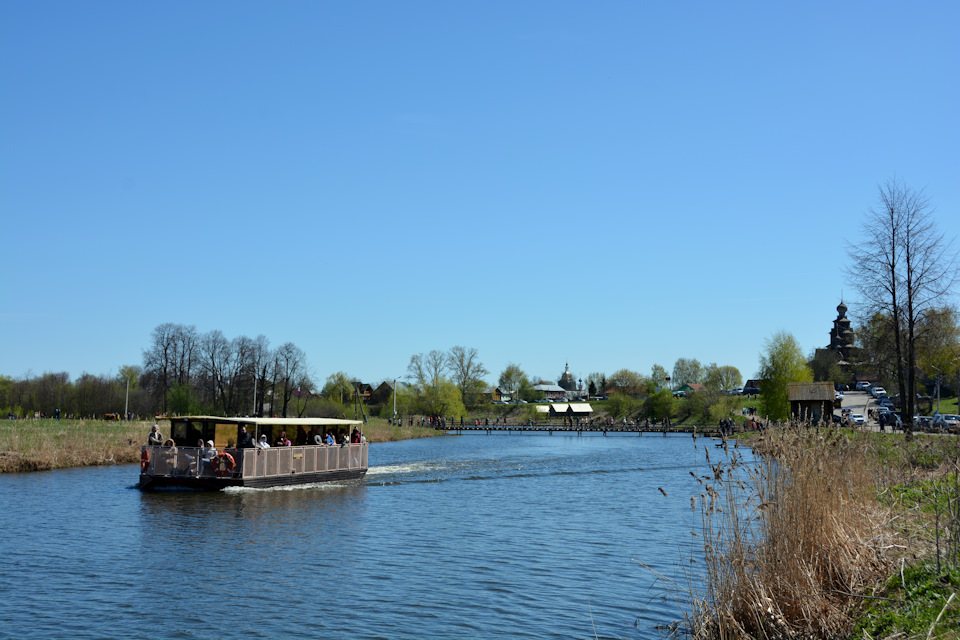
0 433 747 639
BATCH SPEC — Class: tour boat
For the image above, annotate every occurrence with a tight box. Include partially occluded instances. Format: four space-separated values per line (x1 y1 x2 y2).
139 416 368 490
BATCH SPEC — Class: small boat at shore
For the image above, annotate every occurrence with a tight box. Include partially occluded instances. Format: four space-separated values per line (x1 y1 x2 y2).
139 416 368 491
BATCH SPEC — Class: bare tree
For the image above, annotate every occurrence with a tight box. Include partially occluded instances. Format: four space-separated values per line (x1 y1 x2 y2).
408 350 447 387
846 178 958 438
275 342 308 418
447 346 488 406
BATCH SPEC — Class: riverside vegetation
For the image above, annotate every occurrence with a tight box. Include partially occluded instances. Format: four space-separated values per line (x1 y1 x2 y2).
668 426 959 640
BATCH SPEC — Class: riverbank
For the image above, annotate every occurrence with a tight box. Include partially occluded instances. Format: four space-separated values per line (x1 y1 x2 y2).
0 417 441 473
684 426 959 639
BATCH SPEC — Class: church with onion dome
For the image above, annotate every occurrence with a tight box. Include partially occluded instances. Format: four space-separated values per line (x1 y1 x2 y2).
558 362 578 392
813 301 860 378
828 301 857 365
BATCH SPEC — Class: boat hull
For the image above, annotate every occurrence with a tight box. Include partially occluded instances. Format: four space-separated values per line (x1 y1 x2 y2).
139 467 367 491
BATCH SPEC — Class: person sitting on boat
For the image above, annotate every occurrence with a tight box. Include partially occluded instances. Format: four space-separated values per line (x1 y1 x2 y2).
202 440 217 459
258 435 271 448
325 432 335 446
276 430 291 447
351 428 361 444
200 440 218 473
148 424 163 446
236 426 255 449
313 428 325 445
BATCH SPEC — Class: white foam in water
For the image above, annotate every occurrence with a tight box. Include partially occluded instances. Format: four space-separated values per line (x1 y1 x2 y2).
365 461 444 476
223 482 350 493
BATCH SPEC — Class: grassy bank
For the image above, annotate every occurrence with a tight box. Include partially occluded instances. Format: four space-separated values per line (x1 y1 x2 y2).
678 426 959 639
0 417 441 473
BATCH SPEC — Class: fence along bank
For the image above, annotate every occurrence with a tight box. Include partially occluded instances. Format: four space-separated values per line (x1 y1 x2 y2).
139 416 368 490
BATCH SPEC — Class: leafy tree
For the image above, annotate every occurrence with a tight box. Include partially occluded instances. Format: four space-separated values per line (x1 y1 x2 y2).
808 349 846 385
414 379 466 419
672 357 702 389
702 363 743 390
644 388 676 422
323 371 354 404
649 364 669 391
916 305 960 393
498 363 528 402
605 392 639 420
607 369 646 397
854 311 899 388
758 331 813 421
585 372 605 397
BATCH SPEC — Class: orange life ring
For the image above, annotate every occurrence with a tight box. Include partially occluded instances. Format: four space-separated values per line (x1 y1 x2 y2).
214 452 235 476
141 448 150 472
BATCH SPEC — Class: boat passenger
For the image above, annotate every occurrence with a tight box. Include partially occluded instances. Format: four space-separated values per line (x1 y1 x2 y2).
276 430 291 447
148 424 163 446
203 440 217 460
325 432 335 446
258 435 271 448
237 426 255 449
313 428 325 445
351 428 361 444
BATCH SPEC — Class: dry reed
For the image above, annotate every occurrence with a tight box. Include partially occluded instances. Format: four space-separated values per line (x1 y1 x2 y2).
0 419 148 472
687 426 899 639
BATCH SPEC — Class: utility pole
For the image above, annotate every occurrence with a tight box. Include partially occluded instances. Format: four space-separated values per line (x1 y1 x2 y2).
933 365 941 415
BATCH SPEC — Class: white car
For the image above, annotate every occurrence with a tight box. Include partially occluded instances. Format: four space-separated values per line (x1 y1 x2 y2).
850 413 866 425
856 381 872 391
871 386 886 398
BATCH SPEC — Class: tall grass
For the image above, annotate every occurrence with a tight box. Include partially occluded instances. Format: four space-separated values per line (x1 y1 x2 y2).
681 425 960 639
0 419 148 472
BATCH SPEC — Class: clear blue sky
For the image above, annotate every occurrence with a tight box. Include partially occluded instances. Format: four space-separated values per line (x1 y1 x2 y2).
2 1 958 389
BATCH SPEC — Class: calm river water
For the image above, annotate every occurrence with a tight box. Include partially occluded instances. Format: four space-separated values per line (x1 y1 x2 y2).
0 433 748 640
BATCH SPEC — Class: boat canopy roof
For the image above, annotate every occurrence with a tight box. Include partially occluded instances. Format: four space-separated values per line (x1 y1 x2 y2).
157 416 363 427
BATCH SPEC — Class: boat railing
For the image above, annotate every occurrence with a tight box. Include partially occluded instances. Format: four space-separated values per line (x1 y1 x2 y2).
142 443 369 480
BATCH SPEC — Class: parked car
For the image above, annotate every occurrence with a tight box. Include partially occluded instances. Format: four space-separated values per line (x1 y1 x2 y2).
835 384 850 391
856 381 872 391
871 386 886 398
943 415 960 434
742 387 761 396
851 413 865 425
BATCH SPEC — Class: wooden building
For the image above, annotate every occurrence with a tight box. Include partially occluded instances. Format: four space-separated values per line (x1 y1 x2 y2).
789 382 835 423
